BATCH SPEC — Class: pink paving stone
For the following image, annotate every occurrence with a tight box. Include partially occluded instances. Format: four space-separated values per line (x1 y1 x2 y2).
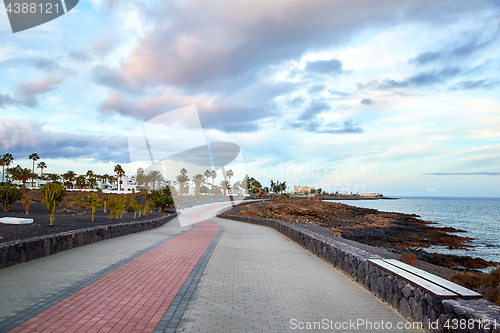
9 221 220 333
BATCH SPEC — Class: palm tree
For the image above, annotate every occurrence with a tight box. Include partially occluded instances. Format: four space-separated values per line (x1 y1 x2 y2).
61 170 76 189
225 169 234 185
108 175 117 190
210 170 217 195
75 175 86 189
29 153 40 187
114 164 125 191
180 168 187 176
10 165 35 188
2 153 14 182
134 168 146 191
0 157 5 183
192 174 205 196
37 161 47 177
88 177 97 189
147 170 163 191
47 173 61 182
220 180 230 197
175 174 189 195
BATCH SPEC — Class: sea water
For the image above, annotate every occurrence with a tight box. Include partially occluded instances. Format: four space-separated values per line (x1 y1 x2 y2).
325 197 500 262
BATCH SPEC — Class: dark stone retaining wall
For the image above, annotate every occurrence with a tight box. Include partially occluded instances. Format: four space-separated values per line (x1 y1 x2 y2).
219 212 500 333
0 213 177 269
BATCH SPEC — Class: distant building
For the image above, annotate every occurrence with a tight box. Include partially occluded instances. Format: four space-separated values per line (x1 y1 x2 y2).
294 186 316 194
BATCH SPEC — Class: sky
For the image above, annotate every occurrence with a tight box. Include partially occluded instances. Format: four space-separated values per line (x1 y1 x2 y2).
0 0 499 197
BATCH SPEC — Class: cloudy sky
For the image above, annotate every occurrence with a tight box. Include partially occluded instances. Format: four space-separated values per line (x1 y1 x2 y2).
1 0 499 197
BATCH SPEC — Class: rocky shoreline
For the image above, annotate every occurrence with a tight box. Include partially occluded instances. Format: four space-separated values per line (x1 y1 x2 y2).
225 199 498 270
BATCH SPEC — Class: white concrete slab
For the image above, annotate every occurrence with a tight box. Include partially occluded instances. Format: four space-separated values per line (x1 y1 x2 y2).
0 217 34 224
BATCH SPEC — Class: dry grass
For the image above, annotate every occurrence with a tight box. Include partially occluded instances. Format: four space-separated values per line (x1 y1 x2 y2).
401 252 417 265
451 267 500 305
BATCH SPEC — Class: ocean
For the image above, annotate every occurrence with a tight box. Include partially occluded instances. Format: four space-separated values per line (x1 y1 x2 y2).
325 196 500 263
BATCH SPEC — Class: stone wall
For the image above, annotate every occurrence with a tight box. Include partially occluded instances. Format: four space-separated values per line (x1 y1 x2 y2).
218 212 500 333
0 213 177 269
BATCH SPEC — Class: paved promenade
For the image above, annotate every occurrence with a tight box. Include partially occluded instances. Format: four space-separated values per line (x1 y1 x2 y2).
0 203 424 332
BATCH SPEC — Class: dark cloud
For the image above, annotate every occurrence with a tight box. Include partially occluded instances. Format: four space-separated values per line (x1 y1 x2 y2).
448 79 499 91
298 100 330 121
287 118 363 134
410 27 500 65
307 84 327 94
0 93 17 108
306 59 343 74
407 67 460 86
15 70 74 107
0 118 129 163
361 98 374 105
0 57 60 71
360 67 461 91
422 172 500 176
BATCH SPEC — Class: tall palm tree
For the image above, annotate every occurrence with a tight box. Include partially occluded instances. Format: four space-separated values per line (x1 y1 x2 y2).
114 164 125 191
226 169 234 185
147 170 163 191
175 174 189 195
2 153 14 182
192 174 205 196
220 180 230 197
61 170 76 189
101 174 110 188
180 168 187 176
29 153 40 187
37 161 47 177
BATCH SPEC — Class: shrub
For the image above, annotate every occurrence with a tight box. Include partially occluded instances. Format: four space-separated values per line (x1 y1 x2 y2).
401 252 417 265
41 182 67 226
0 184 23 211
451 268 500 305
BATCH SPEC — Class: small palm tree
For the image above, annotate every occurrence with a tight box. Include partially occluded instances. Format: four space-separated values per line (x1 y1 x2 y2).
210 170 217 195
114 164 125 191
2 153 14 182
175 174 189 195
9 165 35 188
37 161 47 178
75 175 86 189
220 180 230 197
225 169 233 185
29 153 40 187
134 168 145 191
61 170 76 189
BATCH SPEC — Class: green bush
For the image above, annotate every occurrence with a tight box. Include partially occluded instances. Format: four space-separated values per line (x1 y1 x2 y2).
0 184 23 211
147 188 174 212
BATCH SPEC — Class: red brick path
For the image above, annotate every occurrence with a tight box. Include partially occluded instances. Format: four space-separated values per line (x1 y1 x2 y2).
10 219 220 333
